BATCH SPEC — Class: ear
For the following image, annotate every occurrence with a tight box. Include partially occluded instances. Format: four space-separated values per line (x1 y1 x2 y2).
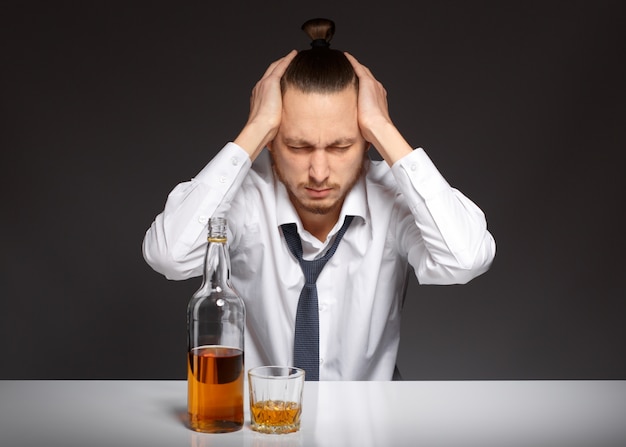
266 140 274 152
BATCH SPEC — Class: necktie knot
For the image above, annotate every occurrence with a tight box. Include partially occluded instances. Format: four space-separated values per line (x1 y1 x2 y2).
281 215 354 266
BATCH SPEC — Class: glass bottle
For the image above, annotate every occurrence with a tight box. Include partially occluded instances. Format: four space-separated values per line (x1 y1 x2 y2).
187 217 245 433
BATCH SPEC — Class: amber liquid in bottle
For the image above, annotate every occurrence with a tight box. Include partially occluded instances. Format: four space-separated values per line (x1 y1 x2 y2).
188 346 244 432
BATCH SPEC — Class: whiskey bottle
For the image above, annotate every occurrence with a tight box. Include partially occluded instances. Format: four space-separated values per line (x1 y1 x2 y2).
187 217 245 433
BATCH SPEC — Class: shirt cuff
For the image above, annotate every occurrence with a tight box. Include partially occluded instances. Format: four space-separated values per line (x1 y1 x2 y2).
193 142 251 187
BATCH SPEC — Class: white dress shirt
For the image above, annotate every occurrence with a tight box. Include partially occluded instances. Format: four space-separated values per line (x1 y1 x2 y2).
143 142 496 380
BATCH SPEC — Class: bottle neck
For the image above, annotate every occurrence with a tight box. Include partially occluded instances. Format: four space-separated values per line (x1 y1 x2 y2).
195 216 231 294
208 217 227 241
202 239 230 288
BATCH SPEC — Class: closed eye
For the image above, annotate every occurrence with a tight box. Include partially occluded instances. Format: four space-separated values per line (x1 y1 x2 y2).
288 145 313 153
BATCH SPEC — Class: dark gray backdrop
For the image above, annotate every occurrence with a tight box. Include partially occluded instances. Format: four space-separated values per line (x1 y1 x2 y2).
2 1 625 380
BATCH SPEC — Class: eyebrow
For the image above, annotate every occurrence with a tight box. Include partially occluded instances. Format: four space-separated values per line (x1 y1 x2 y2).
282 137 357 147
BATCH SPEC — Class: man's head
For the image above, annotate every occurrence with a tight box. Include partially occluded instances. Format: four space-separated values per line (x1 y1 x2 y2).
268 18 368 222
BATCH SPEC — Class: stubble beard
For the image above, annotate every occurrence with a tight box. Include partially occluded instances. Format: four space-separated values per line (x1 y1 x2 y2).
272 157 366 216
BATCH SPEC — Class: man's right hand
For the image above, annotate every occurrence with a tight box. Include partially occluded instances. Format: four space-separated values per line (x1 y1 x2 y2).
234 50 297 160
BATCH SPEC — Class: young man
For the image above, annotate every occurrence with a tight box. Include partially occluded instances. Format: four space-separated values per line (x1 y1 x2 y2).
143 20 496 380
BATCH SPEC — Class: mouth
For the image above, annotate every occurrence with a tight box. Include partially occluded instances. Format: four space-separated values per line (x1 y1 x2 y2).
305 187 333 199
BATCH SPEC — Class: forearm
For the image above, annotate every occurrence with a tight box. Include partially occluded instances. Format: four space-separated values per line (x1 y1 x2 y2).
366 120 414 167
234 122 275 162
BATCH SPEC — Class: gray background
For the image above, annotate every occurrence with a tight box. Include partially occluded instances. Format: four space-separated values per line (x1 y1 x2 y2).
2 0 625 380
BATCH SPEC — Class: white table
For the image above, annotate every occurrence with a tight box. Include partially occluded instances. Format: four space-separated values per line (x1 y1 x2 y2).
1 380 625 446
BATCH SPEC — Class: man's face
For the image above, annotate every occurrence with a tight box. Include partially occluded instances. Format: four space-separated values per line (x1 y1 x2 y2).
268 87 368 218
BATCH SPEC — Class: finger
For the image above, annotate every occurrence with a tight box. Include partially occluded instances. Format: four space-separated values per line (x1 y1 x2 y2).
261 49 297 79
343 52 360 70
344 52 376 79
269 49 298 77
344 51 358 64
260 57 285 79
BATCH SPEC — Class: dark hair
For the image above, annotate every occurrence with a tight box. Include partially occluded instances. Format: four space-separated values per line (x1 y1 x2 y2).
281 18 357 94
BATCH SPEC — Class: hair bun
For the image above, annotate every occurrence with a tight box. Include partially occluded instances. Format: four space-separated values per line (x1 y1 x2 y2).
301 18 335 48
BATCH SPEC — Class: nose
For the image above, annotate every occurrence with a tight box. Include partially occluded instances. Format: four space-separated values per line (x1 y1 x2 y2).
309 149 330 184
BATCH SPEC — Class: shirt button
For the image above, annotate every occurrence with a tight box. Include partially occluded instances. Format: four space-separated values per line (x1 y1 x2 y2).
319 304 326 312
219 175 227 183
410 164 417 171
198 215 209 224
231 157 239 166
319 358 324 365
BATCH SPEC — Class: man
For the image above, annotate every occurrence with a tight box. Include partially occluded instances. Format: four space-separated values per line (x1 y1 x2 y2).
143 20 496 380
